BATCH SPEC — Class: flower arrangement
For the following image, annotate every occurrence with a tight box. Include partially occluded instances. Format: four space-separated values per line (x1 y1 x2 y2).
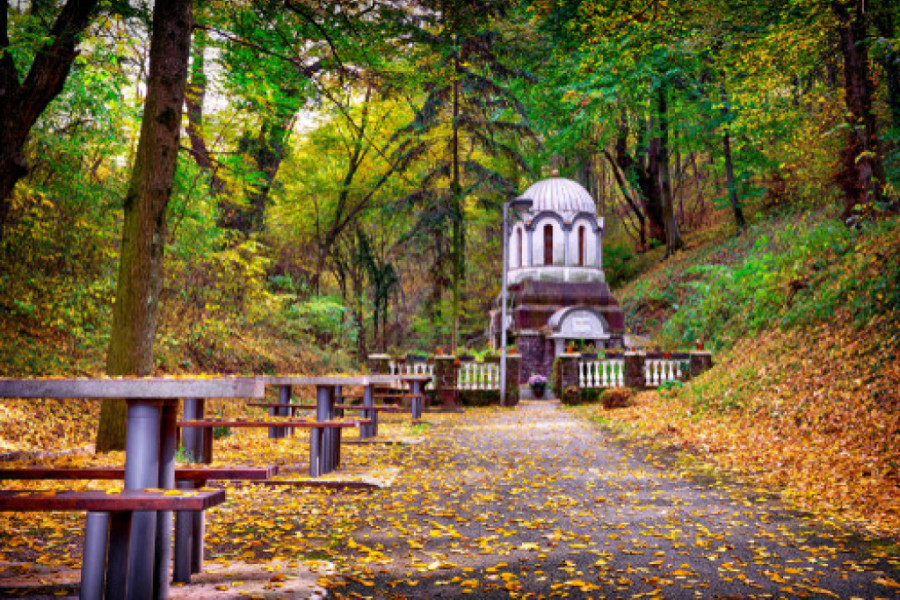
527 373 548 386
528 372 547 398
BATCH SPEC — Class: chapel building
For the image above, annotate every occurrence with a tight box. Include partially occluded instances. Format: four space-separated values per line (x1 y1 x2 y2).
489 177 625 382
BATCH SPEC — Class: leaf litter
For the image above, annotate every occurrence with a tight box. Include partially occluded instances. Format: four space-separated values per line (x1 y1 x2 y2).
0 394 897 598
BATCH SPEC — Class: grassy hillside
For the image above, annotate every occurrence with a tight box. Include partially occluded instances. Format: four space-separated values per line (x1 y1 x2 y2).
597 208 900 538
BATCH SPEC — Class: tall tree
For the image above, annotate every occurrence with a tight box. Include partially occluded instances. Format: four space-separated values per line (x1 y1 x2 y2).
393 0 533 349
0 0 100 242
831 0 889 219
96 0 192 452
655 83 684 255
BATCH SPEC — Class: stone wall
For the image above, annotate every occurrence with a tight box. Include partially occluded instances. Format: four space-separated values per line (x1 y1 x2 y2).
517 330 557 384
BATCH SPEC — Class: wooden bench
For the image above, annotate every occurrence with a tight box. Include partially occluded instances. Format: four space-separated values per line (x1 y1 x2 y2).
0 465 277 583
177 418 370 477
0 489 225 600
0 465 277 584
0 376 266 600
0 465 278 482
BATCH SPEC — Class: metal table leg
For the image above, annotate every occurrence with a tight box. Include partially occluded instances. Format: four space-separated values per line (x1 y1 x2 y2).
334 385 342 467
270 385 290 439
105 511 132 600
81 511 109 600
153 401 177 597
124 400 161 600
316 386 334 474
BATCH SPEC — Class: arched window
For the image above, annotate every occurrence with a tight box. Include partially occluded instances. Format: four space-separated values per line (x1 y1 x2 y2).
516 228 523 267
578 226 585 267
543 224 553 265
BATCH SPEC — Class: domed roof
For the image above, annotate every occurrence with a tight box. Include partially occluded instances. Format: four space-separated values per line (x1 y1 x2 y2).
520 177 596 215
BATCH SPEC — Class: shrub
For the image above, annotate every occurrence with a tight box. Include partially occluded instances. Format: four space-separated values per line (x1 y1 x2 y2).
550 357 562 396
561 385 581 405
599 387 633 409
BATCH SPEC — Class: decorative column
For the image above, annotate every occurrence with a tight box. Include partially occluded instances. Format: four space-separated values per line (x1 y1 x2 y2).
624 352 646 389
505 353 521 406
563 226 570 265
526 227 534 266
433 355 460 409
690 351 713 378
367 354 391 375
555 352 580 397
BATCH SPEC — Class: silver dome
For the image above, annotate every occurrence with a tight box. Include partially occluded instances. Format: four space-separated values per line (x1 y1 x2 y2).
520 178 596 216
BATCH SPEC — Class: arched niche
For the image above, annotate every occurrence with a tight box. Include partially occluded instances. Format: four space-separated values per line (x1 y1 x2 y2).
568 215 600 267
528 212 566 266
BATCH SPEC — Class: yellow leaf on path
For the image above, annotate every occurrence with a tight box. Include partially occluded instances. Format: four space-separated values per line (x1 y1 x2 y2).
875 577 900 588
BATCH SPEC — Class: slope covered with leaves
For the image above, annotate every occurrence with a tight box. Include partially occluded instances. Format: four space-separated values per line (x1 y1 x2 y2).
600 210 900 537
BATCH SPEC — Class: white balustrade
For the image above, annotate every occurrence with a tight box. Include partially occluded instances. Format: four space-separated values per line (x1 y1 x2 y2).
578 359 625 388
387 361 435 389
457 362 500 391
644 359 684 386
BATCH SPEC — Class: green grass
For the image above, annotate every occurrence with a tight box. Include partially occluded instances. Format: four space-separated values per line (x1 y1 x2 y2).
617 209 900 352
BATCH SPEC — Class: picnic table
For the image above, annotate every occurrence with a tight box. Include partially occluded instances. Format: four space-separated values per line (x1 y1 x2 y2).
256 375 406 475
0 377 264 600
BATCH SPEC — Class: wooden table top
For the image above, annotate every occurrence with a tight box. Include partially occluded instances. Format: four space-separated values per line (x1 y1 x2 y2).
0 377 265 399
257 375 402 386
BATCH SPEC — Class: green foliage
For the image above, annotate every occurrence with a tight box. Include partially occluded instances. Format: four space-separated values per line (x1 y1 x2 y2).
550 356 562 397
459 390 498 407
603 243 639 288
623 211 900 352
277 296 358 348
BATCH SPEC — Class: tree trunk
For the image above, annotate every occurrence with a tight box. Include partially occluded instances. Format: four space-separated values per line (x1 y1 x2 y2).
184 18 225 196
0 0 98 243
657 84 683 256
96 0 192 453
722 130 745 229
832 0 887 220
872 0 900 129
450 48 462 353
603 149 647 249
612 118 665 245
220 110 294 233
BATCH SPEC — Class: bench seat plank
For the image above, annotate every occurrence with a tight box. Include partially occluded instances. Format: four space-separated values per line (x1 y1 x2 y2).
0 465 278 481
0 489 225 512
178 418 369 429
247 402 404 412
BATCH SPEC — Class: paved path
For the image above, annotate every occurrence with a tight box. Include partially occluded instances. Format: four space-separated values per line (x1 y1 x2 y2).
334 401 899 599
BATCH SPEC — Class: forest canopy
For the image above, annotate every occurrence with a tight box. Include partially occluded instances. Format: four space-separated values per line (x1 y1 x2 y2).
1 0 897 374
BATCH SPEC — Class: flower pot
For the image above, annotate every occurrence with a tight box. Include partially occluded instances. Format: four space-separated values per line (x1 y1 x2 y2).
458 355 475 363
530 383 546 398
580 352 597 360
